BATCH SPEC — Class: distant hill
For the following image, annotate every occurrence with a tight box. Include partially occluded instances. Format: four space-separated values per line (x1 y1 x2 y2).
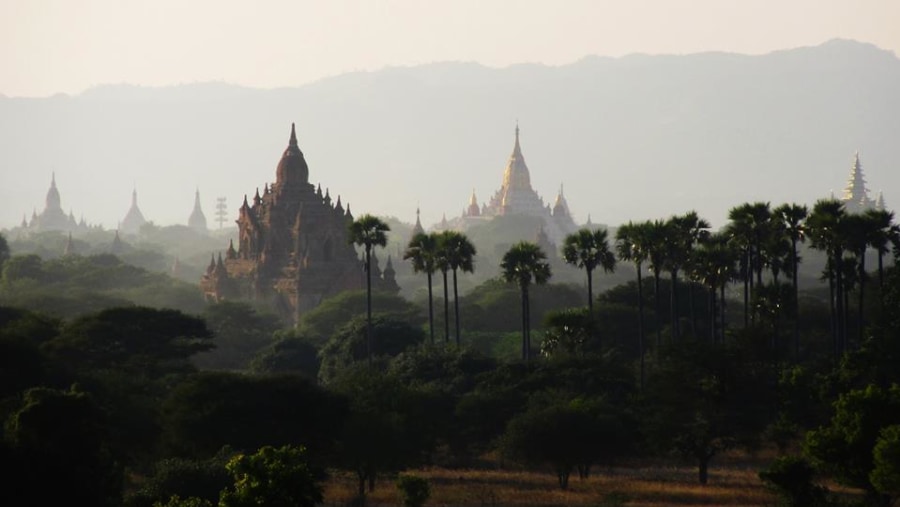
1 38 897 232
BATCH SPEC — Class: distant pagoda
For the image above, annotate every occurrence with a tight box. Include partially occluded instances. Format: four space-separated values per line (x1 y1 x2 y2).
840 152 886 214
188 188 208 232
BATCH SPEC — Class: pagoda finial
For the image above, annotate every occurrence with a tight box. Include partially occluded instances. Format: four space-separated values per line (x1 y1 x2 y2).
289 123 298 147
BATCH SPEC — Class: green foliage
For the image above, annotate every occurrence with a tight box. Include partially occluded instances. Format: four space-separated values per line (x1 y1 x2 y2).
318 314 425 384
218 445 323 507
45 306 213 378
161 372 345 461
642 336 775 484
540 308 595 359
249 330 320 379
0 253 206 318
297 289 421 345
758 455 828 507
152 496 213 507
4 386 122 507
805 384 900 495
459 278 581 335
871 425 900 498
500 395 634 489
388 345 496 395
0 232 9 270
396 474 431 507
126 452 232 507
194 301 282 370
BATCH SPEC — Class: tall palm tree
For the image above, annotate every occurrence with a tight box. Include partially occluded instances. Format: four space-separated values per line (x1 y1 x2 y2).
664 211 710 340
691 233 736 344
404 232 439 344
863 209 899 309
562 228 617 315
644 220 669 350
806 199 847 357
616 221 649 390
501 241 551 362
348 214 390 364
435 236 451 344
726 202 772 326
773 203 807 359
439 231 477 346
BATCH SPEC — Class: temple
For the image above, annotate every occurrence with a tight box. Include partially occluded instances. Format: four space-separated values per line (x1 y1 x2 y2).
23 173 82 232
201 123 398 323
188 188 208 232
121 188 148 235
446 125 578 247
840 152 887 214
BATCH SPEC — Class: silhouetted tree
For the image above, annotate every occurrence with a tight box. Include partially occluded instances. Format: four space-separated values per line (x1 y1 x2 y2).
405 232 439 344
501 242 551 361
349 214 390 363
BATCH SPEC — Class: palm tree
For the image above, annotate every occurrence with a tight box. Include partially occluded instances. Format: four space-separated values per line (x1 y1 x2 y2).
726 202 772 326
404 232 439 344
773 203 807 359
435 236 451 344
438 231 477 346
616 221 649 389
864 209 899 309
664 211 710 340
348 214 390 364
806 199 847 357
691 233 737 344
501 241 551 362
562 228 617 315
644 220 669 350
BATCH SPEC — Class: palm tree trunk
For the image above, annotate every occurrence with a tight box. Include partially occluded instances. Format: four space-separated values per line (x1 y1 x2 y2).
654 271 662 353
442 269 450 343
878 252 885 313
365 246 373 365
828 267 837 359
587 267 594 314
791 239 800 361
427 271 434 344
670 270 679 341
835 253 845 356
453 268 461 347
720 283 726 342
637 265 645 391
858 253 866 348
709 286 716 343
690 282 697 336
521 286 528 361
743 251 750 328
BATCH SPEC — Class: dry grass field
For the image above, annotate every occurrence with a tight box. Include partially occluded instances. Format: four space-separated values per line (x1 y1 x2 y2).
322 451 790 507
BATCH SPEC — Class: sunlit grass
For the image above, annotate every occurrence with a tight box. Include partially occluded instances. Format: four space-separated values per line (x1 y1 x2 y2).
322 454 784 506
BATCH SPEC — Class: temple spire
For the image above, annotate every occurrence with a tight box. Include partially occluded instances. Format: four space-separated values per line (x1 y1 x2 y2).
289 122 298 148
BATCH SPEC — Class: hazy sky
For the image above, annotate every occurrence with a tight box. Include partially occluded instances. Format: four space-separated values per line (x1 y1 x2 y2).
2 0 898 97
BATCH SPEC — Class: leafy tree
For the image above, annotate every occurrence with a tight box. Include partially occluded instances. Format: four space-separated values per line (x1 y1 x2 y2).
500 396 634 489
405 232 439 344
330 366 437 504
152 496 213 507
161 372 346 463
501 242 551 361
805 384 900 504
438 231 477 345
758 455 829 507
871 425 900 501
297 289 420 345
4 386 122 507
249 332 320 379
128 452 232 507
540 308 595 359
318 314 425 384
396 475 430 507
349 214 391 363
0 232 9 271
726 202 773 326
218 445 322 507
643 336 774 484
195 301 282 370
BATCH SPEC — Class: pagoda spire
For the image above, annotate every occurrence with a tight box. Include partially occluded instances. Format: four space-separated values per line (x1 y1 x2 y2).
412 207 425 236
289 122 298 148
